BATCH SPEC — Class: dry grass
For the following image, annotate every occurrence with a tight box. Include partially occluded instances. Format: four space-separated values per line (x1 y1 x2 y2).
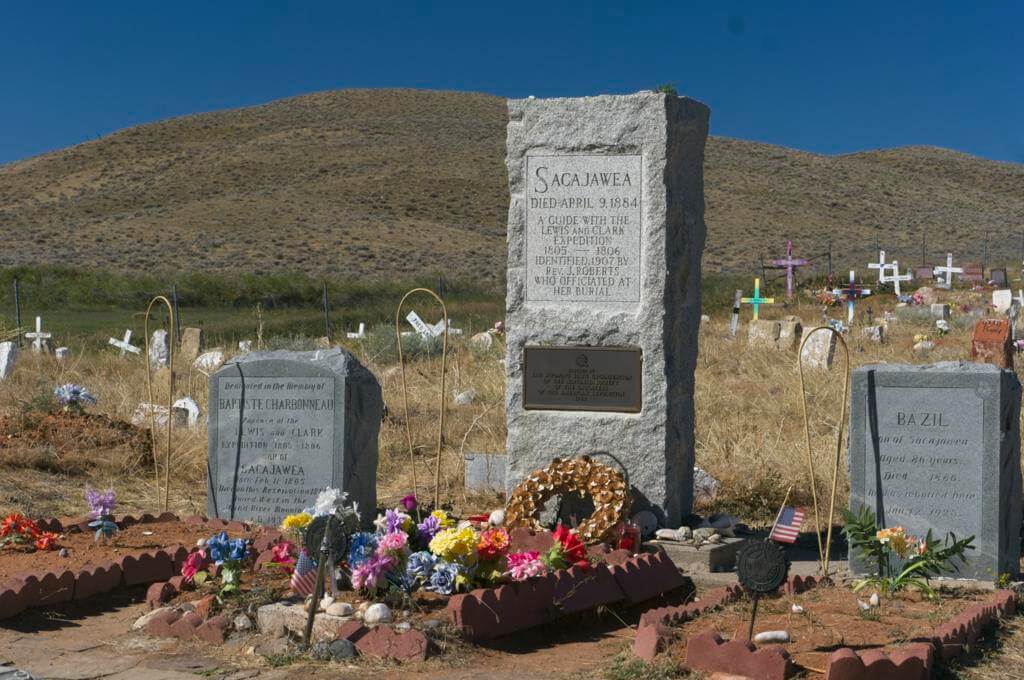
0 287 996 527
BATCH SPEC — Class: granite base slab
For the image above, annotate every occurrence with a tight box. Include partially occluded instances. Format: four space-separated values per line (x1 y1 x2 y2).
646 537 747 573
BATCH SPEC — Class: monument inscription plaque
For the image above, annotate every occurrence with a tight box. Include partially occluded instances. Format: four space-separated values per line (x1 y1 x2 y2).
523 346 642 412
526 154 642 303
208 349 382 527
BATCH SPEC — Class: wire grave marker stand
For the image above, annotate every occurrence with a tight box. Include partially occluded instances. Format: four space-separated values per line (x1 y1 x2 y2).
144 296 175 512
797 326 851 579
395 288 450 516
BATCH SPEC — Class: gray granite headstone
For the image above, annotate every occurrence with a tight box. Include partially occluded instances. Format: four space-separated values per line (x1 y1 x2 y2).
207 349 382 527
849 362 1022 579
504 92 709 527
464 453 507 493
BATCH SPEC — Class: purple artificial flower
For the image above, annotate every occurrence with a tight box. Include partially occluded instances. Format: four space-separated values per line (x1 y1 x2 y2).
85 488 116 519
400 494 418 512
350 553 396 594
417 514 442 543
385 509 408 535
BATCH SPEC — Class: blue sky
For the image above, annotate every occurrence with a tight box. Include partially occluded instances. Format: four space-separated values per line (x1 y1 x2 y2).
2 2 1021 165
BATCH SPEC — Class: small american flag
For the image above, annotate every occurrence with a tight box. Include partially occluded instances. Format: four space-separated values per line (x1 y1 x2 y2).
769 506 806 544
290 549 319 597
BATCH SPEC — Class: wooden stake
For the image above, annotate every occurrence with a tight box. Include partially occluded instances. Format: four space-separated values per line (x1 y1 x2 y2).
144 296 175 512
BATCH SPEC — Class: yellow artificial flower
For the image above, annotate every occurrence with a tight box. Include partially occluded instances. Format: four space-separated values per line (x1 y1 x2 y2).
429 526 477 562
281 512 313 532
431 509 455 528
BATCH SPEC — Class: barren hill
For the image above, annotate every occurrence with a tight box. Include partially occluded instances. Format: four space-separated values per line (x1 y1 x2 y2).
2 88 1022 286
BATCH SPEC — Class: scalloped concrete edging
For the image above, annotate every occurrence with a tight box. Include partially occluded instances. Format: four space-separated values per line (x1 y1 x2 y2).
0 513 279 620
447 550 688 641
633 575 1018 680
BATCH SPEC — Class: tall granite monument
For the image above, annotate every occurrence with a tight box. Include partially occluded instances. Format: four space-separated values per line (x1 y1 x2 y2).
207 349 382 527
504 92 710 527
849 362 1022 579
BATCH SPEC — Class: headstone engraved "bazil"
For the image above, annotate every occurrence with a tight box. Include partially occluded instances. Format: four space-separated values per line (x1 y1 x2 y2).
849 362 1022 579
207 349 382 527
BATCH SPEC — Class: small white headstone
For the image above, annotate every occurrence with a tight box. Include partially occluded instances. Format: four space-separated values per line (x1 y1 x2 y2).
194 350 226 374
930 303 950 320
0 342 17 380
238 340 252 353
172 397 201 428
800 329 837 369
993 289 1013 313
149 330 169 369
54 347 70 361
862 326 885 343
470 331 494 350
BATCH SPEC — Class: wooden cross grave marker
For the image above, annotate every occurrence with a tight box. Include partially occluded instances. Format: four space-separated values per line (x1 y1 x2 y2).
769 240 808 299
867 249 892 283
933 252 964 289
24 316 51 353
741 278 775 321
108 329 141 356
832 270 871 324
883 260 913 297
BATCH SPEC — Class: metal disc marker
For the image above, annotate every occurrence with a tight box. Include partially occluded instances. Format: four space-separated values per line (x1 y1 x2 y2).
736 539 790 641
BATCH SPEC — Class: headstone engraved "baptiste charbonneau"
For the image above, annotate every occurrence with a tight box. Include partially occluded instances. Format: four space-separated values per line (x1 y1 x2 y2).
849 362 1022 579
207 349 382 527
523 346 642 412
526 155 641 303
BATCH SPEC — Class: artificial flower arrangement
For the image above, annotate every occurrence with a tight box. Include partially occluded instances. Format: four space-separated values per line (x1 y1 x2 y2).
86 488 118 543
842 505 974 599
815 290 839 307
181 531 253 596
0 513 60 551
54 384 97 414
342 494 591 599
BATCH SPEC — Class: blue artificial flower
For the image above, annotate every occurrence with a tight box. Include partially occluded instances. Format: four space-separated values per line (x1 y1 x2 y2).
348 532 378 568
54 384 97 407
206 531 230 564
425 560 460 595
227 538 249 562
405 551 437 584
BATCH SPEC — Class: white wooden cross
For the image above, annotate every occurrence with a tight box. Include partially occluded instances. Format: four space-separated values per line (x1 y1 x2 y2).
25 316 51 353
431 318 463 336
884 260 912 297
108 329 141 356
933 252 963 289
867 250 891 283
405 311 435 338
346 323 367 340
729 289 742 338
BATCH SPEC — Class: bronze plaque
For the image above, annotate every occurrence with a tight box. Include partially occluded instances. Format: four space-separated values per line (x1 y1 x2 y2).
523 346 642 413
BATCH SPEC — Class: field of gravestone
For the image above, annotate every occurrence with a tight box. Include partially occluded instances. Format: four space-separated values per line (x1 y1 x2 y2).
2 275 1024 678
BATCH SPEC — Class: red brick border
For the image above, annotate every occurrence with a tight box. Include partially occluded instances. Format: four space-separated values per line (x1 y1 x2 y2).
0 513 273 620
632 576 1018 680
447 550 688 641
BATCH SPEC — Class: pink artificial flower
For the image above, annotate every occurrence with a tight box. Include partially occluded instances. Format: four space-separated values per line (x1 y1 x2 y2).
400 494 418 512
351 554 395 593
376 531 408 558
506 551 547 581
181 550 208 583
269 541 296 572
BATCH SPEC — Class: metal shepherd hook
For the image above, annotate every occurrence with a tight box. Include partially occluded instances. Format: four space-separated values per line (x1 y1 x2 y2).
144 296 175 512
394 288 449 517
797 326 851 579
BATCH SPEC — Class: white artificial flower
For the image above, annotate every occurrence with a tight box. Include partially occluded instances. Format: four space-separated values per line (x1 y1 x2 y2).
313 488 342 516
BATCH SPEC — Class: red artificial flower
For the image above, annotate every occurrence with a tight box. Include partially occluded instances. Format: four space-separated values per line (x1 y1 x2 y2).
1 513 40 543
552 523 588 568
270 541 296 572
34 532 59 551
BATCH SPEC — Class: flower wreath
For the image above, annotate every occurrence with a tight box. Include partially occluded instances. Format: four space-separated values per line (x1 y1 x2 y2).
504 456 630 545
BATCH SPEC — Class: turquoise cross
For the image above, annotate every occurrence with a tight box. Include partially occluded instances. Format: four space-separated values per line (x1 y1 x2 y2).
741 278 775 320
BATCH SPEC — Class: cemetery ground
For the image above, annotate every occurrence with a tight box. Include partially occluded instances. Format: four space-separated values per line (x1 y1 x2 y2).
2 285 1024 678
